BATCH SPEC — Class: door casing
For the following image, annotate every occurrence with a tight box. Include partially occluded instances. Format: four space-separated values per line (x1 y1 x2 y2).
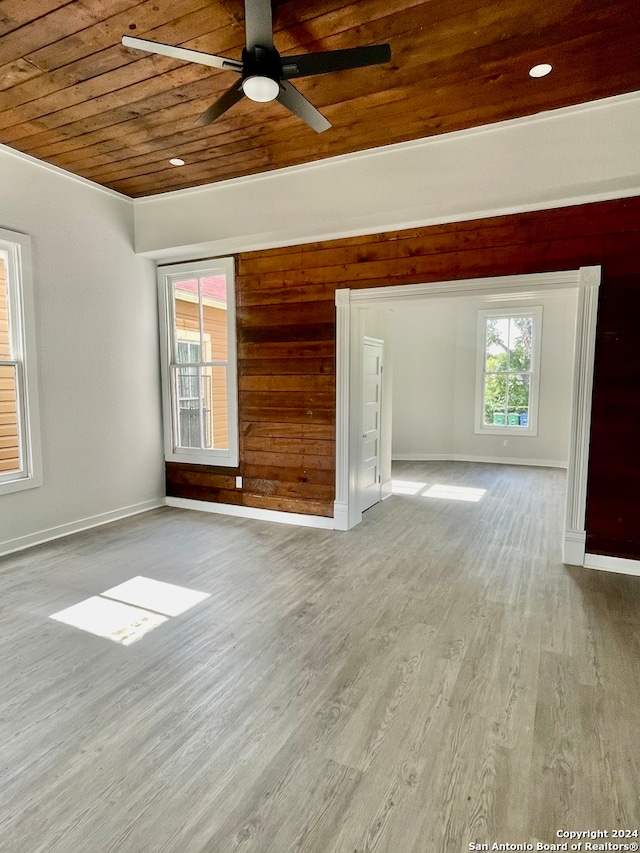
359 336 384 513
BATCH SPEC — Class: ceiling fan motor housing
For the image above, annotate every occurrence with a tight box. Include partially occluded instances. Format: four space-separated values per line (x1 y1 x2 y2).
242 45 282 84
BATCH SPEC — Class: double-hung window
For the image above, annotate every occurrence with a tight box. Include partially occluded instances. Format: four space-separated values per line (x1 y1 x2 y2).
158 258 238 467
475 307 542 436
0 228 42 495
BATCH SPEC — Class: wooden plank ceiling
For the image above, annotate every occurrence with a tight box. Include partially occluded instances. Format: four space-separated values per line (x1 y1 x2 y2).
1 0 639 198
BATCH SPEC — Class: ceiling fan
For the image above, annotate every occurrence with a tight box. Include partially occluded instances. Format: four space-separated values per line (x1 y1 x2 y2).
122 0 391 133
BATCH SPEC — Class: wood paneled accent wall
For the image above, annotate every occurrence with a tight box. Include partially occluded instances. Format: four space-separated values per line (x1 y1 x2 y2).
165 196 640 560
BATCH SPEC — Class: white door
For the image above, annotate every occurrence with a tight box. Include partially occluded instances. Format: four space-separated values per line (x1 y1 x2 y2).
359 338 383 512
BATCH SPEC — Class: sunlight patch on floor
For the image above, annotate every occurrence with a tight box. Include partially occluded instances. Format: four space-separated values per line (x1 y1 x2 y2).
423 484 487 502
49 577 211 645
392 479 487 502
391 479 428 495
50 596 168 646
101 576 210 617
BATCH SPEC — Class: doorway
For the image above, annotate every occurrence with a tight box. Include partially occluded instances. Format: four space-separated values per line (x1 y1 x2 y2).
333 268 601 566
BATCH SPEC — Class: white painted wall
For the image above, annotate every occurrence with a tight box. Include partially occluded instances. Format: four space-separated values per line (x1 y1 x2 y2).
0 148 164 555
391 300 457 457
391 290 578 466
134 93 640 261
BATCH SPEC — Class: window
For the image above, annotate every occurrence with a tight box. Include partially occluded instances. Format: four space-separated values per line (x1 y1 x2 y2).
0 228 42 495
176 340 202 449
475 307 542 436
158 258 238 467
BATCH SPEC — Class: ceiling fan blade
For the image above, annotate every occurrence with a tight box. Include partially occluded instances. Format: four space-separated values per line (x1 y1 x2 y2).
276 81 331 133
122 36 242 72
244 0 273 49
196 80 245 126
282 44 391 79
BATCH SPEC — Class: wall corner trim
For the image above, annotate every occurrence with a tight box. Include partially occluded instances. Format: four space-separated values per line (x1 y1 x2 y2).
335 290 352 523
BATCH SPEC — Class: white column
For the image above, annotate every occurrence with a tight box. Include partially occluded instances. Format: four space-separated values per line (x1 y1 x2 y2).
562 265 601 565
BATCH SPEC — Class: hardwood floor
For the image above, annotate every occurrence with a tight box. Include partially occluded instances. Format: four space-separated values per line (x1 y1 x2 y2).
1 462 639 852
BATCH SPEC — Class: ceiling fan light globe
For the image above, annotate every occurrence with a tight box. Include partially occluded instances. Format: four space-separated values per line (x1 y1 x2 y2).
243 75 280 102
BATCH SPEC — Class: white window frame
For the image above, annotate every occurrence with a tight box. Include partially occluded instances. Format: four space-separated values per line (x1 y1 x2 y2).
475 306 543 437
157 257 238 467
0 228 42 495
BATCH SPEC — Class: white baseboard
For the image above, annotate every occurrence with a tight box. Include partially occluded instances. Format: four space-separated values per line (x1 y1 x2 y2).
393 453 451 461
392 453 567 469
0 498 165 559
584 553 640 577
167 497 336 529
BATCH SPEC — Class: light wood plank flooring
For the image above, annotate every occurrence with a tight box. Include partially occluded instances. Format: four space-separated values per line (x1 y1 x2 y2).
1 462 639 852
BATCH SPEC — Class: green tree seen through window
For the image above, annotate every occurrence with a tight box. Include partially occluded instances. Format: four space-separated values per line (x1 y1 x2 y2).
483 316 533 425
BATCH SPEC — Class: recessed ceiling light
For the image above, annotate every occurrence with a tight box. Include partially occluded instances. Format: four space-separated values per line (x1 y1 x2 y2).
529 63 553 78
169 157 185 166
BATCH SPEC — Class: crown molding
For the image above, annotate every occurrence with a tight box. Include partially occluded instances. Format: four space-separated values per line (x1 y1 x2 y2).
0 143 133 203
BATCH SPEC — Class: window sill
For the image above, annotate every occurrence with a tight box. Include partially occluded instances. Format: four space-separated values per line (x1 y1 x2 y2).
474 426 538 437
0 472 43 497
165 449 239 468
